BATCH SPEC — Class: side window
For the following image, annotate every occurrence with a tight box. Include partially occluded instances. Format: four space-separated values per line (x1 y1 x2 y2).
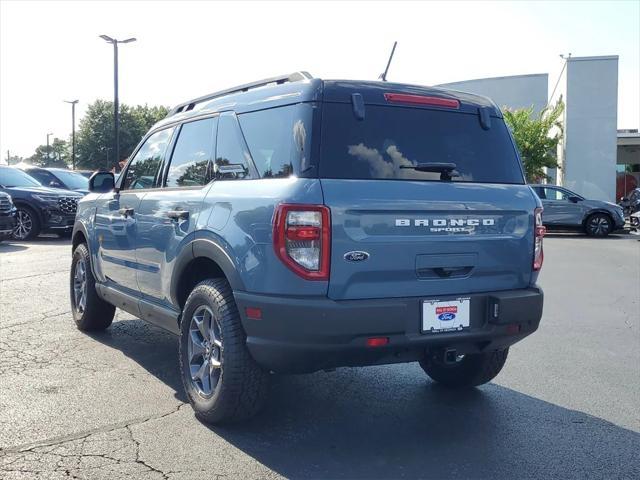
533 187 546 199
122 127 174 190
166 117 217 188
544 188 569 201
238 104 311 178
28 170 57 187
214 113 252 180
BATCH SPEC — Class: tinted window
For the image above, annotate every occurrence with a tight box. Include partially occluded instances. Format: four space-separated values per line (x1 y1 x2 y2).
50 170 89 190
319 104 523 184
238 104 312 178
0 167 42 187
215 113 251 180
543 188 570 201
122 127 174 190
166 117 216 188
27 169 60 187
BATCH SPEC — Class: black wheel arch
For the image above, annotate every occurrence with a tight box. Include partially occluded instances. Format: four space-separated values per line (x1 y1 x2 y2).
171 236 246 310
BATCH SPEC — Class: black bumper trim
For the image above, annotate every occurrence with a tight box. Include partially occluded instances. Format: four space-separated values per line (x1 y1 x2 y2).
234 287 543 373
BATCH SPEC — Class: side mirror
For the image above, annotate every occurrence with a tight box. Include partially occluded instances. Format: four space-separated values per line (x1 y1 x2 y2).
568 196 581 203
89 171 115 193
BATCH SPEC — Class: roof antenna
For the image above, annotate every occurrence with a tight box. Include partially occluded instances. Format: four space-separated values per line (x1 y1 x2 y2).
379 41 397 82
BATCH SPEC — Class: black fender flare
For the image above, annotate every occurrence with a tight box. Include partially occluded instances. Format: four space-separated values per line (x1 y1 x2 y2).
170 234 246 306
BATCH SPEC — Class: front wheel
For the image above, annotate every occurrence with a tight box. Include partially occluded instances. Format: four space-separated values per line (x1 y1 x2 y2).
585 213 613 237
419 348 509 388
12 206 40 240
179 279 269 424
70 243 115 331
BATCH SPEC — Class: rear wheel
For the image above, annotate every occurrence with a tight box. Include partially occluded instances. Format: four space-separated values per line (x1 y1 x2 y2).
585 213 613 237
13 206 40 240
419 348 509 388
70 243 115 331
179 279 269 424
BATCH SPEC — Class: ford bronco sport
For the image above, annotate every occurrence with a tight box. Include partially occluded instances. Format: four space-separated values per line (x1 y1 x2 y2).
70 72 544 423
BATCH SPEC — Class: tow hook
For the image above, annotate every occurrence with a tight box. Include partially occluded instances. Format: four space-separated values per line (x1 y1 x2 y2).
444 348 458 364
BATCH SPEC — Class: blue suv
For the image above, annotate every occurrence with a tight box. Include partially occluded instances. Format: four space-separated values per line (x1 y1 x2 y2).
71 73 545 423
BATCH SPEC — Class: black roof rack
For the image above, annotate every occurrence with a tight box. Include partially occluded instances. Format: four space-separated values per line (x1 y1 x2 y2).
167 71 313 117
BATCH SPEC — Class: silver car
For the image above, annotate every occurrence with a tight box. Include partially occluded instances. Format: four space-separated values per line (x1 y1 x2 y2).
531 184 625 237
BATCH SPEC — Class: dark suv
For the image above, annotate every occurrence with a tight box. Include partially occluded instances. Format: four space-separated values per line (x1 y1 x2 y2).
0 166 83 239
70 73 545 423
0 191 17 241
18 166 89 194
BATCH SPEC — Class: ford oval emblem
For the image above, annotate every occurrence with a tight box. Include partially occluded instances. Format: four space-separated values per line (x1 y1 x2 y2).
438 312 456 321
344 251 370 262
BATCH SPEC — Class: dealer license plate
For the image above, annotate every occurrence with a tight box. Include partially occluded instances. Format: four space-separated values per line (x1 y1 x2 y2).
422 298 471 333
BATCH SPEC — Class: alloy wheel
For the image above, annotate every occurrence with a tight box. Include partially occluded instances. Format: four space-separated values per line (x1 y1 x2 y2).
188 305 223 398
13 210 32 240
73 258 87 314
588 216 610 236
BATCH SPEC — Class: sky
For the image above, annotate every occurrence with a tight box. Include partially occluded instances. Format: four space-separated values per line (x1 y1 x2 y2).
1 0 639 161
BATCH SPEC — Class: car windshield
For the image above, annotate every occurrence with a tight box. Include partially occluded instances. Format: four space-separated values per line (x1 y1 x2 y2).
51 170 89 190
0 167 42 187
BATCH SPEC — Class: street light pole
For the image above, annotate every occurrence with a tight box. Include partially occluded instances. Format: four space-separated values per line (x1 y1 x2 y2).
100 35 136 172
64 100 79 170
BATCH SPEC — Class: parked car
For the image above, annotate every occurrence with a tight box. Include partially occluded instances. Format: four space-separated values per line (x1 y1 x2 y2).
70 72 545 423
76 170 96 179
630 211 640 235
619 187 640 217
17 166 89 194
0 166 83 240
530 184 625 237
0 191 17 241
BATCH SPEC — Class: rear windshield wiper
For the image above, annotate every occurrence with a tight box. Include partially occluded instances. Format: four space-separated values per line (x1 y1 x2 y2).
400 162 460 180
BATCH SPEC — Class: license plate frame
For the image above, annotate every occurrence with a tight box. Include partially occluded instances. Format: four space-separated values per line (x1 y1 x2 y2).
421 297 471 333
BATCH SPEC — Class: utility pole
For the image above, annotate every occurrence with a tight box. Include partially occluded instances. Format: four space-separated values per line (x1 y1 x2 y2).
100 35 136 171
64 100 79 169
6 150 9 165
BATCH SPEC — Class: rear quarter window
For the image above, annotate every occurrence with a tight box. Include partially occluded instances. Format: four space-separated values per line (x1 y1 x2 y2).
319 103 524 184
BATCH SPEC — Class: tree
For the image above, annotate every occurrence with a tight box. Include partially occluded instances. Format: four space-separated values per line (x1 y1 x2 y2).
503 100 564 182
75 100 168 170
27 138 70 167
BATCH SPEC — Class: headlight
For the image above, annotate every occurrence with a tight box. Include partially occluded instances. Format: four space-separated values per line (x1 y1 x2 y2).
32 194 60 204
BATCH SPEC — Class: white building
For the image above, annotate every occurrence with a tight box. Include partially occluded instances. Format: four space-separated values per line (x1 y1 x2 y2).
438 56 636 202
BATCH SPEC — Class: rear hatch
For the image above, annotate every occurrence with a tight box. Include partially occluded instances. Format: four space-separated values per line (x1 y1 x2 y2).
319 96 537 300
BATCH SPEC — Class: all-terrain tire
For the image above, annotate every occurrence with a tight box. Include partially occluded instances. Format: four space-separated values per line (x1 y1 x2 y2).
179 279 269 424
419 348 509 388
70 243 115 331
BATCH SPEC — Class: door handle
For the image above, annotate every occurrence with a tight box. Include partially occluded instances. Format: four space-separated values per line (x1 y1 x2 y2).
166 210 189 221
118 207 134 217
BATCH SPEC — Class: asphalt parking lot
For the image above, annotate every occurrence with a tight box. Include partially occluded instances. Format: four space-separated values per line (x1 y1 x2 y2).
0 234 638 479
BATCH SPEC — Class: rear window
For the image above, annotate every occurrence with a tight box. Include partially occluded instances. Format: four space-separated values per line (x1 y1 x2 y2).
319 103 524 184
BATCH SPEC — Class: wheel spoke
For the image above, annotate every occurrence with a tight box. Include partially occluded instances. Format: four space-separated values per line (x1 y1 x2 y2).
187 305 223 398
189 331 205 360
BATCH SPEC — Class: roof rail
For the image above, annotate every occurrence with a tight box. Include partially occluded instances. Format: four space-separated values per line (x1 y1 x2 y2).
167 71 313 117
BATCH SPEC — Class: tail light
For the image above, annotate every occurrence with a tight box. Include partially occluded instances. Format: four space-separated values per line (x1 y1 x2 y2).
533 207 546 271
273 204 330 280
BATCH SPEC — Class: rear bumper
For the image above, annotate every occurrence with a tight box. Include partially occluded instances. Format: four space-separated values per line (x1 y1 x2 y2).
234 287 543 373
